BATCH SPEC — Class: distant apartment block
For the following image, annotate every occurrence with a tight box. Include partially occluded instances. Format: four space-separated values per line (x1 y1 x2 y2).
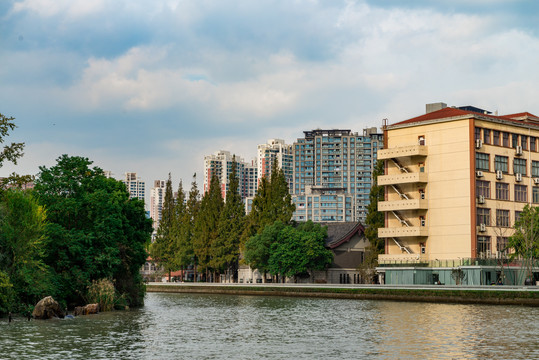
291 128 383 223
203 150 258 201
122 172 145 202
377 102 539 285
149 180 166 233
257 139 293 188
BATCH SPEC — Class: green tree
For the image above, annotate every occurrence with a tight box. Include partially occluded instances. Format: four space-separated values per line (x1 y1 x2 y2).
0 190 51 313
213 158 246 280
150 174 176 280
193 173 223 281
244 221 286 280
360 160 385 282
509 204 539 282
176 174 199 280
0 113 32 189
268 221 332 281
34 155 152 307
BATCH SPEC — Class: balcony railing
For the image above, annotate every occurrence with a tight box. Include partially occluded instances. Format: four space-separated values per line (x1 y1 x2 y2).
378 145 428 160
378 199 428 211
378 172 428 186
378 227 428 238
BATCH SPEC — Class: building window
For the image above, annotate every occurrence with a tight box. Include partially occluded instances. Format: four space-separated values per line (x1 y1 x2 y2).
483 129 491 144
495 155 509 173
533 187 539 204
496 209 510 227
531 137 537 152
493 131 500 146
476 180 490 198
496 182 509 200
514 158 526 175
475 152 489 171
477 236 491 254
515 184 527 202
511 133 519 148
474 127 481 141
532 161 539 177
515 211 522 222
477 208 490 226
503 132 510 147
522 135 528 150
418 135 425 145
497 237 509 255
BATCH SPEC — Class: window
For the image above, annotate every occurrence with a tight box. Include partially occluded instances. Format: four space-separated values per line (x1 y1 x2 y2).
512 133 519 148
475 152 489 171
497 237 508 254
531 137 536 152
493 131 500 146
514 158 526 175
477 208 490 226
515 184 527 202
418 135 425 145
476 180 490 198
483 129 491 144
515 211 522 222
534 187 539 203
496 209 510 227
503 132 510 147
532 161 539 177
496 183 509 200
522 135 528 150
474 127 481 141
494 155 509 173
477 236 491 254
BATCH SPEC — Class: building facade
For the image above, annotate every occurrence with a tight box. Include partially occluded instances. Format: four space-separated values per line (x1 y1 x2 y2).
257 139 293 188
377 103 539 285
149 180 166 234
122 172 145 202
291 128 383 223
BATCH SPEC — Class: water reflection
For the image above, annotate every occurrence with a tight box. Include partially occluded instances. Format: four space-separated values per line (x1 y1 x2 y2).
0 293 537 359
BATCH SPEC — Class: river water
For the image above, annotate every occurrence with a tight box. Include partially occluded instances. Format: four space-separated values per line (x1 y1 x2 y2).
1 292 538 359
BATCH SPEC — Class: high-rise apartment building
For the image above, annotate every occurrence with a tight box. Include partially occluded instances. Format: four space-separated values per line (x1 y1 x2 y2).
122 172 145 202
377 103 539 285
203 150 258 201
291 128 383 223
257 139 293 188
149 180 166 233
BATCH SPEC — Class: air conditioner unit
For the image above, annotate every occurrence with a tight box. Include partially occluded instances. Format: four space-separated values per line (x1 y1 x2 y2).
516 145 523 155
475 139 483 149
496 170 503 180
534 178 539 185
476 171 484 177
516 173 522 182
479 223 486 232
478 195 485 204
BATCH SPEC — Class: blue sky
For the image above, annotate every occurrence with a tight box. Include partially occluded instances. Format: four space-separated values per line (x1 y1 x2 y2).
2 0 539 195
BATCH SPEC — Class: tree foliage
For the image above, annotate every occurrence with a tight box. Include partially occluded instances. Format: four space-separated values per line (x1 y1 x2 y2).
150 174 176 275
34 155 152 307
510 204 539 260
175 174 199 274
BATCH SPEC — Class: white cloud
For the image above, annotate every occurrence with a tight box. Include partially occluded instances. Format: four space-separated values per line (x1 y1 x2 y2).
12 0 105 18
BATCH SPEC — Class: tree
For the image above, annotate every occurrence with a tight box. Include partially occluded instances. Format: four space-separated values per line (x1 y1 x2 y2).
213 158 245 281
193 173 223 281
268 221 332 281
509 204 539 283
34 155 152 307
176 174 199 280
0 189 51 313
360 160 385 282
244 221 286 279
0 113 31 189
150 174 176 280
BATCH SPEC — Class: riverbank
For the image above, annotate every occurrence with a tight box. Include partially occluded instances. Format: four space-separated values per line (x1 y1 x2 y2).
146 282 539 306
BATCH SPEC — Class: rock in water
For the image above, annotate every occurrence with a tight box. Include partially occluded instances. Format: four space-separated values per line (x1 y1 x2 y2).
32 296 65 319
73 303 100 316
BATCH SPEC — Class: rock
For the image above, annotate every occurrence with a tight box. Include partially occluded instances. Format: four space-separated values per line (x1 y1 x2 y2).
32 296 65 319
73 303 100 316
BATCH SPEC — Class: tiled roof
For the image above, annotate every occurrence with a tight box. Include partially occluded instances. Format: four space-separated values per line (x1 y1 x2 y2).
391 107 539 128
322 222 365 249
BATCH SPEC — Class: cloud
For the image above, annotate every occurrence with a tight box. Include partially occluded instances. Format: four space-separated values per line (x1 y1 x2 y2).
11 0 105 18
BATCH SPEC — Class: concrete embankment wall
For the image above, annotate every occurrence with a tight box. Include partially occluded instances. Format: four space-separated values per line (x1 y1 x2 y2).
146 284 539 307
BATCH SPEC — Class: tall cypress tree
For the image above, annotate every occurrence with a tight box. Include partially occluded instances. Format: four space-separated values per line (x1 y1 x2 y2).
213 157 246 281
150 173 176 280
172 180 186 271
193 173 223 281
177 174 199 281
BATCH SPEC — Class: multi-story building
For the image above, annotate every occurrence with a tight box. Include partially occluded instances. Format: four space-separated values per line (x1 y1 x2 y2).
203 150 258 201
291 128 383 223
257 139 293 188
149 180 166 234
377 102 539 285
122 172 145 202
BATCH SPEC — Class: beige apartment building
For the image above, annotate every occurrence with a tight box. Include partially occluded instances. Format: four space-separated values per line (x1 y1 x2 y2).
377 103 539 285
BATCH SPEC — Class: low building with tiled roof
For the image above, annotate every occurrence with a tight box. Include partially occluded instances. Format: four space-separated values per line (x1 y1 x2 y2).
377 102 539 286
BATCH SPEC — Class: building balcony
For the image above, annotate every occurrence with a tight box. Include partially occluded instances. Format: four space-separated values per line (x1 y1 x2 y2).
378 227 428 238
378 199 428 211
378 253 428 264
378 145 428 160
378 172 428 185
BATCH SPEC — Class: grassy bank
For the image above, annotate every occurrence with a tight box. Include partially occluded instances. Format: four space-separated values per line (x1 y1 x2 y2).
146 284 539 307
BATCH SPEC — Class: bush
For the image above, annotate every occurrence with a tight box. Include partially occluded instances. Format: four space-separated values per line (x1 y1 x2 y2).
86 279 116 312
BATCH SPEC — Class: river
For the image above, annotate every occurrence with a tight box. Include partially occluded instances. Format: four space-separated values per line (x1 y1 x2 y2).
1 292 538 359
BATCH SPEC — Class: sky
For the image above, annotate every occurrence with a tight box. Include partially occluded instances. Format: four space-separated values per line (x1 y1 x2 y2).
1 0 539 198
